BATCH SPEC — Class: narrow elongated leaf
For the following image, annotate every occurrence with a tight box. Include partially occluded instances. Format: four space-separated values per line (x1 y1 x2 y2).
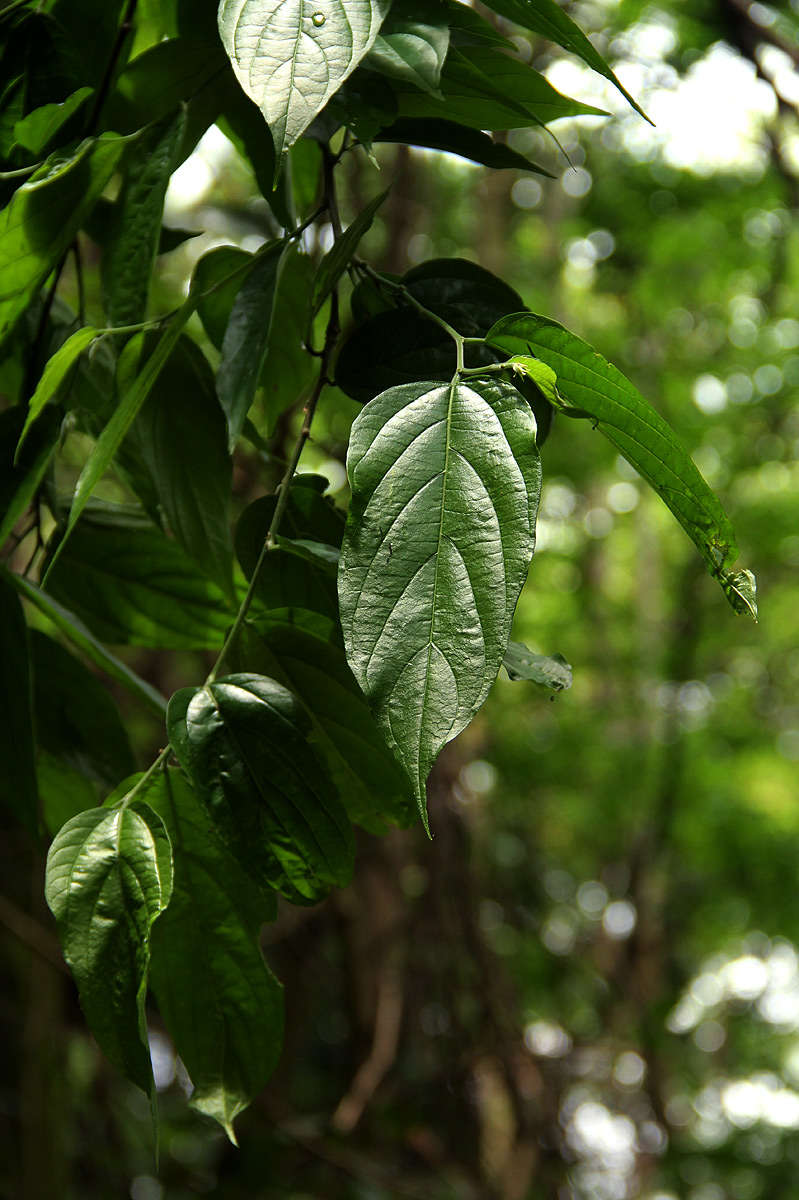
503 641 572 691
104 36 229 136
375 119 553 175
44 801 173 1095
0 135 126 351
30 631 136 791
144 769 283 1143
193 245 252 350
0 574 38 834
2 568 167 716
13 86 92 154
217 0 392 159
167 673 354 903
44 518 234 649
103 109 187 328
127 335 234 599
0 406 60 552
339 378 541 825
482 0 651 123
217 240 285 449
235 618 414 832
16 326 98 455
311 190 387 317
364 1 450 95
486 313 754 612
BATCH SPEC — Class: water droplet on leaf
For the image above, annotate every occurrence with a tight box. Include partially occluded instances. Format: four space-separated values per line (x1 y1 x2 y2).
311 11 325 25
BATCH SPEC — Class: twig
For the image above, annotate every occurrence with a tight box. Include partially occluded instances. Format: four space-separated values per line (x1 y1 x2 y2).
331 961 404 1133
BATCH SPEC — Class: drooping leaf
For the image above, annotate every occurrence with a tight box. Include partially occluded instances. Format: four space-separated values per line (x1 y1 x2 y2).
364 1 450 96
125 334 235 599
12 86 92 155
217 239 286 449
217 0 392 159
486 313 754 613
30 630 136 791
167 673 354 903
0 134 126 351
310 189 387 317
45 801 172 1096
43 517 235 649
0 573 39 835
144 768 283 1143
234 618 414 832
338 377 541 826
0 405 60 553
481 0 651 123
16 326 98 455
102 109 187 328
2 568 167 716
503 641 572 691
375 119 553 175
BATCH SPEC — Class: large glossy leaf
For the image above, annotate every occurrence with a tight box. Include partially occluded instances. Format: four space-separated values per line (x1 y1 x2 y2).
481 0 651 123
144 769 283 1143
3 568 167 716
363 0 449 96
102 110 186 328
0 573 38 835
486 313 755 614
44 517 234 649
126 334 234 599
30 631 136 791
44 801 173 1096
167 673 354 903
217 0 392 159
375 119 553 175
235 618 414 832
217 239 286 449
339 378 541 825
0 135 126 351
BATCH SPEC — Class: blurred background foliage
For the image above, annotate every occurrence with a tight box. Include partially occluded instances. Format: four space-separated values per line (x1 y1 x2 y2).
3 1 799 1197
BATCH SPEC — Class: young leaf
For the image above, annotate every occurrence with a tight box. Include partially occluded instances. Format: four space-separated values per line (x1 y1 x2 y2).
364 1 450 96
0 134 126 351
16 326 99 456
217 239 286 450
0 573 39 835
503 641 572 692
481 0 652 123
144 768 283 1144
43 518 235 649
486 313 755 613
102 109 187 328
217 0 392 159
375 119 553 175
167 673 355 903
235 618 415 832
44 801 173 1096
310 189 387 317
338 378 541 827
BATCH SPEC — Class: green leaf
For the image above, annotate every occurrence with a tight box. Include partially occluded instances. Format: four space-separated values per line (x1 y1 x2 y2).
104 36 229 136
338 377 541 826
0 572 39 835
504 354 560 404
12 86 92 155
0 134 126 351
0 406 60 553
38 754 98 836
43 517 235 649
126 334 235 599
144 768 283 1144
311 190 386 317
217 239 286 450
217 0 392 159
502 641 572 691
44 801 173 1096
45 293 198 580
258 244 316 433
481 0 652 123
445 0 513 48
375 119 553 175
723 568 758 622
364 1 450 96
193 245 252 351
486 313 754 614
235 618 414 832
30 630 136 791
16 326 98 456
102 109 187 328
167 673 354 903
396 45 608 130
2 567 167 716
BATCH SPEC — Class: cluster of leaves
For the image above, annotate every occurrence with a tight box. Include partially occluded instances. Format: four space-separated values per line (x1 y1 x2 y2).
0 0 755 1142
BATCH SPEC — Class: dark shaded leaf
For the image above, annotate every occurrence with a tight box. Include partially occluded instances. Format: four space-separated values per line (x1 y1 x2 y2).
375 119 553 175
0 572 38 834
311 190 387 317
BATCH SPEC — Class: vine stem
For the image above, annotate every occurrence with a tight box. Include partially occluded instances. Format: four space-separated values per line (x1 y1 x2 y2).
119 745 171 809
